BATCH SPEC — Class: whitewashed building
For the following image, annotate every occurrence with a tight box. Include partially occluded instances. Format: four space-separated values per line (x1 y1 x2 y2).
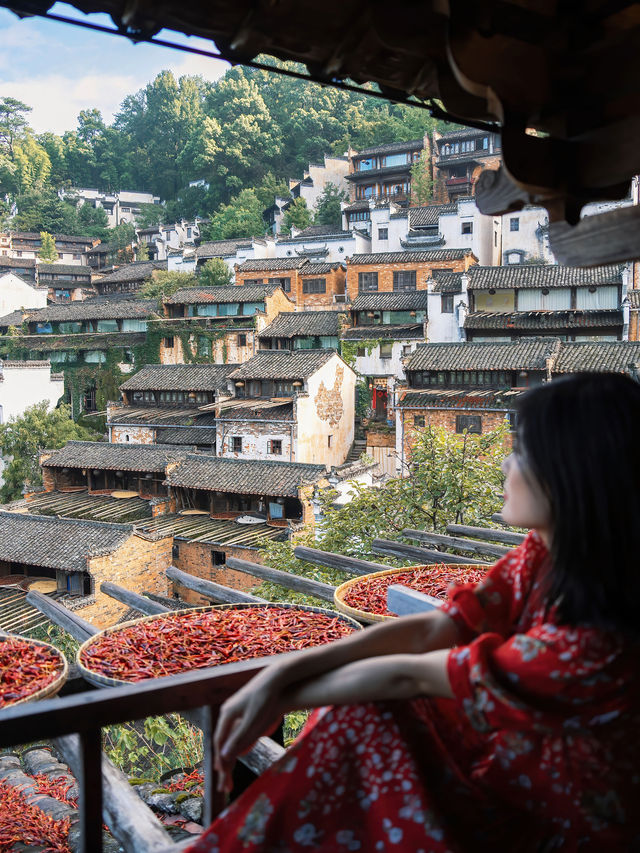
61 189 161 228
274 225 370 266
0 272 48 316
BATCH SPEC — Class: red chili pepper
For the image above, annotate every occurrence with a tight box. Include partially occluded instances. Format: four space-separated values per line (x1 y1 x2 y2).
0 780 72 852
343 564 487 616
0 638 64 708
81 607 357 682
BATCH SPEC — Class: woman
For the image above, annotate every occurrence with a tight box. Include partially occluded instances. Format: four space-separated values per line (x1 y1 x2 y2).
187 373 640 852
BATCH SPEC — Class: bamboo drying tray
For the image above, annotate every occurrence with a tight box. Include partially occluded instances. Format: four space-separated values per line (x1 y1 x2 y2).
0 635 68 708
77 602 362 689
334 564 485 624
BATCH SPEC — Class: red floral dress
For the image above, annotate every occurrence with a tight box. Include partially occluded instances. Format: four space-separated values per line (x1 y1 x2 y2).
186 532 640 852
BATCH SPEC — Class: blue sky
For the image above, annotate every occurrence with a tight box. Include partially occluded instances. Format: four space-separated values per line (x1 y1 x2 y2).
0 2 230 135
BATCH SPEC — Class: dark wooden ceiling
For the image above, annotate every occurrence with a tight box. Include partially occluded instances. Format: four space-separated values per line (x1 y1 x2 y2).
4 0 640 264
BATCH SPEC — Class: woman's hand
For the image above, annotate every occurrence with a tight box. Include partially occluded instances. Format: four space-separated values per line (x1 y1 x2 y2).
213 667 290 792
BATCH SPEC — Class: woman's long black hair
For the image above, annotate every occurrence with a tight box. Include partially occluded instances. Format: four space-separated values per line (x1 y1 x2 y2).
515 371 640 636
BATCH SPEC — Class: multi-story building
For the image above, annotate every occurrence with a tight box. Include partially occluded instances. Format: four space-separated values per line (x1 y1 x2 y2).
92 261 167 297
258 311 344 351
235 258 347 308
0 232 97 264
61 189 161 228
346 138 426 209
274 225 370 266
0 256 37 282
36 264 93 302
0 271 47 315
432 128 502 203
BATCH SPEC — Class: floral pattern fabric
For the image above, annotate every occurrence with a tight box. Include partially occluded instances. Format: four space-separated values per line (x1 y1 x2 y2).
186 532 640 852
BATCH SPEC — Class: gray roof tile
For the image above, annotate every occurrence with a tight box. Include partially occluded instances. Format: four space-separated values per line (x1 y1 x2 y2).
351 291 430 311
465 310 623 330
166 455 327 496
120 363 238 392
95 261 166 284
0 511 133 572
342 324 424 340
258 311 343 339
409 204 457 227
398 389 522 409
356 138 424 157
466 264 623 290
166 283 281 304
37 264 92 276
196 240 251 259
348 249 473 264
42 441 187 473
405 339 560 372
430 272 463 293
300 263 343 275
553 342 640 374
627 290 640 308
291 225 350 239
229 348 338 380
107 407 218 426
29 299 158 323
236 258 309 272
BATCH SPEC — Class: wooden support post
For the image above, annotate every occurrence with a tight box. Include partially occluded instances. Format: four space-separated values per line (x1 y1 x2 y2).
78 728 103 853
293 546 390 576
401 529 511 559
226 556 336 602
372 538 490 566
26 590 97 641
446 523 525 546
165 566 266 604
100 582 171 616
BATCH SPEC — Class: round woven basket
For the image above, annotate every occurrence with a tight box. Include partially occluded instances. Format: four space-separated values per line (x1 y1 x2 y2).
0 635 68 708
334 564 484 624
77 602 362 689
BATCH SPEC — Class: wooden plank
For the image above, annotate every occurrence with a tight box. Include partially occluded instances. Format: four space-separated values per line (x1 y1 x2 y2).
372 539 489 566
201 704 226 826
402 529 510 559
226 557 336 602
26 590 97 641
387 584 442 616
100 583 170 616
166 565 266 604
56 733 173 853
447 523 525 546
293 546 391 576
78 729 103 853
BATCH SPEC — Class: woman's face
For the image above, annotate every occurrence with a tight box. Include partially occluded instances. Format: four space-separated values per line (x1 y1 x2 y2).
501 450 552 540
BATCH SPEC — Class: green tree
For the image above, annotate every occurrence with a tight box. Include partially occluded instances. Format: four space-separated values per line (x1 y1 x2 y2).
201 188 266 240
283 197 311 234
0 97 31 157
38 231 58 262
314 183 349 227
77 202 110 242
13 189 79 234
198 257 233 287
254 172 290 209
12 133 51 194
136 240 150 261
410 149 433 205
136 202 164 229
138 269 197 300
0 402 98 503
106 222 136 265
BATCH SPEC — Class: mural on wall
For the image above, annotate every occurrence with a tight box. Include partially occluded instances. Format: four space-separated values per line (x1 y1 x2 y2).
314 366 344 427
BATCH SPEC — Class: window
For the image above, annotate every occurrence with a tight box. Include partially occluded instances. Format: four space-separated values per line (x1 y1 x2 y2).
441 294 454 313
456 415 482 434
414 415 425 428
378 227 388 240
302 278 326 294
231 436 243 453
267 439 282 455
393 270 416 292
187 227 192 238
172 544 180 560
494 231 498 247
358 158 374 171
163 336 174 348
275 381 295 396
510 218 520 232
402 344 412 356
271 277 291 292
379 342 393 358
327 434 332 448
357 346 366 357
211 550 225 565
461 222 473 235
358 272 378 292
237 333 247 347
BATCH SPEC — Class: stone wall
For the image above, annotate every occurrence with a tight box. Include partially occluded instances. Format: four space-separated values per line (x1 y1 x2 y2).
111 425 155 444
218 419 294 461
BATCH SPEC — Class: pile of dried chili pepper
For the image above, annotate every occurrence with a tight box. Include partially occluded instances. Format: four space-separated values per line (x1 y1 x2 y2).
342 565 487 616
165 768 204 795
0 780 71 853
0 636 65 708
80 607 357 682
33 774 78 809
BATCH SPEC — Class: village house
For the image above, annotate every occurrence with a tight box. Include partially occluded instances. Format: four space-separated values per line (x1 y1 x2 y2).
464 263 628 341
0 510 172 629
136 220 201 262
274 224 371 266
345 138 425 214
92 260 167 296
0 255 37 282
60 188 161 228
107 363 238 449
431 127 502 203
0 232 97 264
345 248 477 302
36 263 93 302
193 237 273 278
0 359 64 425
0 271 47 315
161 283 294 365
288 154 350 210
220 349 356 467
258 310 344 351
234 258 310 301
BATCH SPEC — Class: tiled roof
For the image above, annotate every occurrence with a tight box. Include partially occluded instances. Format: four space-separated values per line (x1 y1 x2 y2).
42 441 187 472
438 127 492 140
405 339 559 372
355 138 424 157
430 272 463 293
236 258 309 272
465 310 623 330
343 324 424 340
229 348 337 379
627 290 640 308
409 204 457 227
0 309 27 327
24 490 153 524
10 231 94 244
348 249 473 264
466 264 623 290
107 406 218 426
165 455 327 496
196 239 250 259
138 513 288 549
343 200 370 214
216 400 294 420
293 225 350 239
398 389 522 409
37 264 92 276
0 510 133 572
95 261 166 284
553 342 640 374
120 363 237 392
29 298 158 323
18 332 146 351
155 426 218 445
258 311 343 339
300 263 343 275
351 291 430 311
166 283 280 304
0 257 37 268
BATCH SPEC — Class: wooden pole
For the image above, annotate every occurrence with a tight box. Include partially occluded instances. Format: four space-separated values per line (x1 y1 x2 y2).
165 566 266 604
371 539 490 566
293 546 390 576
100 583 171 616
401 529 510 559
26 590 97 642
447 523 525 546
226 556 336 602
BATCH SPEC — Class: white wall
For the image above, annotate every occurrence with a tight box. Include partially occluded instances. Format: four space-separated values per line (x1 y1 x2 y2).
0 361 64 423
352 339 421 382
501 206 554 265
296 156 351 213
275 231 369 265
0 272 47 316
426 280 468 343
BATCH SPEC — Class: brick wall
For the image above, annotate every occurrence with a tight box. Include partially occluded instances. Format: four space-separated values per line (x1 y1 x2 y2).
629 309 640 342
218 419 294 461
297 267 346 308
400 407 511 464
111 425 155 444
171 540 266 606
78 532 173 629
365 429 395 448
346 256 473 301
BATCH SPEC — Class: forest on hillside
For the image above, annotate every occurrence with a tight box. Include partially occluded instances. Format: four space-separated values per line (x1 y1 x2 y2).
0 58 453 240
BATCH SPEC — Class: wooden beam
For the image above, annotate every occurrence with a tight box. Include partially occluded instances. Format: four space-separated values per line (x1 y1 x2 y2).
166 566 267 604
226 557 336 602
371 538 490 566
26 590 97 642
447 523 525 546
100 583 170 616
56 733 173 853
402 529 510 559
293 546 391 576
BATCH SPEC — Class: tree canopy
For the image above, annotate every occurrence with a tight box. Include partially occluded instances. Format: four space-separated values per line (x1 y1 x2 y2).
198 258 233 287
